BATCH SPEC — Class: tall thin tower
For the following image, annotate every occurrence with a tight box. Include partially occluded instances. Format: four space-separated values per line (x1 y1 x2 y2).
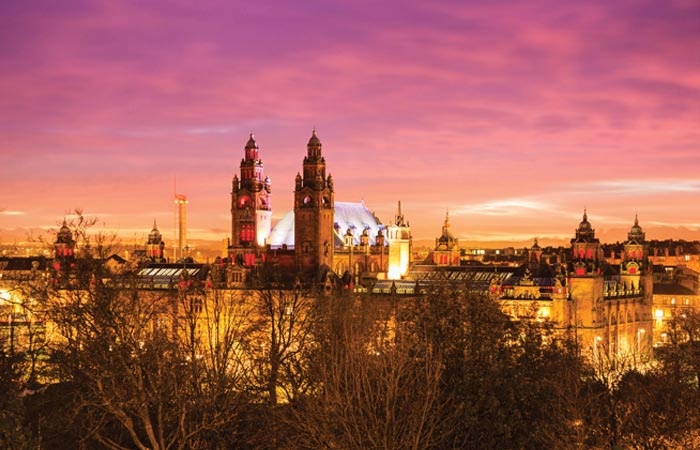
175 194 188 260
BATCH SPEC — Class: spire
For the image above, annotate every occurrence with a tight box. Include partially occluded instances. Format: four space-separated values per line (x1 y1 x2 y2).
152 219 158 231
444 208 450 228
627 213 645 243
395 200 406 227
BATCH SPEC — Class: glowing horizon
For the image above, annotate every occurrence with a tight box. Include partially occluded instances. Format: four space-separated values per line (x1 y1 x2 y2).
2 1 699 246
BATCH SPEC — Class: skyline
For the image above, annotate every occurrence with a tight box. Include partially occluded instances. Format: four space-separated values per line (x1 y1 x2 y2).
2 0 700 246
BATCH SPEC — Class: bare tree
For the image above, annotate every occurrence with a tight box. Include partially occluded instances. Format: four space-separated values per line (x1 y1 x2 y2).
246 283 315 406
290 292 446 450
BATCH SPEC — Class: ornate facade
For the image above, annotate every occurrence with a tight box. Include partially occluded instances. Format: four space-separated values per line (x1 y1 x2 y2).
294 130 335 277
229 134 272 267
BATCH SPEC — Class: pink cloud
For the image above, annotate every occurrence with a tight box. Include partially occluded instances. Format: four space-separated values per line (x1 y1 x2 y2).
1 0 699 245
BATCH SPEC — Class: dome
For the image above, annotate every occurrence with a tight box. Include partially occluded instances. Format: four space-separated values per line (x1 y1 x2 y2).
578 210 592 231
148 220 162 244
307 129 321 147
437 210 457 248
627 214 645 243
438 229 455 244
629 214 643 234
245 133 258 149
56 219 73 244
572 209 598 244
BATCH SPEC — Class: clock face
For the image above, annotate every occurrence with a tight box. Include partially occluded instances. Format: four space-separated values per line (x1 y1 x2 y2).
239 196 250 208
322 196 330 206
303 195 312 206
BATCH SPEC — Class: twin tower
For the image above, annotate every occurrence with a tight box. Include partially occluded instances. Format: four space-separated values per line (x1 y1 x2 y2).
229 131 335 276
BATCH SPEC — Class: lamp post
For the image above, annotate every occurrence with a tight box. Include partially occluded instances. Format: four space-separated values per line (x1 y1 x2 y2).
594 335 602 361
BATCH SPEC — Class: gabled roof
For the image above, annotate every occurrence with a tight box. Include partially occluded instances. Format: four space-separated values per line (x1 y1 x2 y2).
653 283 696 296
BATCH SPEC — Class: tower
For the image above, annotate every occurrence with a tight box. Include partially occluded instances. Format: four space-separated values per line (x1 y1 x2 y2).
567 210 606 355
621 214 651 294
230 133 272 266
623 214 646 269
386 201 412 279
432 209 459 266
146 220 165 262
175 194 188 260
294 130 334 277
570 209 602 275
54 219 76 271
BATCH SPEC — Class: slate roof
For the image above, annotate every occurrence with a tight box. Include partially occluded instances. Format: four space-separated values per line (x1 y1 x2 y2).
653 283 696 296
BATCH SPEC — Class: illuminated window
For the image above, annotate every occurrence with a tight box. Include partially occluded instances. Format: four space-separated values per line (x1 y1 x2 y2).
671 297 676 305
655 309 664 319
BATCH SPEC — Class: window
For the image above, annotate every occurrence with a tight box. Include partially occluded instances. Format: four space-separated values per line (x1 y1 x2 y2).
655 309 664 319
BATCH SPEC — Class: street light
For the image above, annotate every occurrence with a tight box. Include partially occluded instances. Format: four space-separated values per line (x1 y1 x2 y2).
637 328 645 354
594 335 602 360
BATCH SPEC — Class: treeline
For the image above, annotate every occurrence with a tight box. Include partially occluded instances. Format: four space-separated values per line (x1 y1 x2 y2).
2 244 700 448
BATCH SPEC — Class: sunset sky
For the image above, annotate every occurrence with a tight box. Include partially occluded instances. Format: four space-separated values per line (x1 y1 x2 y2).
2 0 699 247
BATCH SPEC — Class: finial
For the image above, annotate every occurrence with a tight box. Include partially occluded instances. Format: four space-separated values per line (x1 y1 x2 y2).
634 212 639 226
444 208 450 227
583 207 587 221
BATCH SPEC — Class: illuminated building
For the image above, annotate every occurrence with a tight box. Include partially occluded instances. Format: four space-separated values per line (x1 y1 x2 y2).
651 265 700 346
229 131 411 284
370 211 654 362
146 220 166 262
429 210 459 266
3 131 689 370
54 219 75 272
229 133 272 267
293 130 335 277
568 212 652 360
385 201 411 280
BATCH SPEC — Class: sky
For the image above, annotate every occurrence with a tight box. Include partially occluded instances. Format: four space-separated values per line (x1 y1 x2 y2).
1 0 699 247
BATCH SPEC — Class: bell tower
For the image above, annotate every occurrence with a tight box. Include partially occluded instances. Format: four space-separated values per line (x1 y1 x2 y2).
146 220 165 262
54 219 76 271
230 133 272 266
621 214 650 292
294 130 335 277
570 209 602 275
